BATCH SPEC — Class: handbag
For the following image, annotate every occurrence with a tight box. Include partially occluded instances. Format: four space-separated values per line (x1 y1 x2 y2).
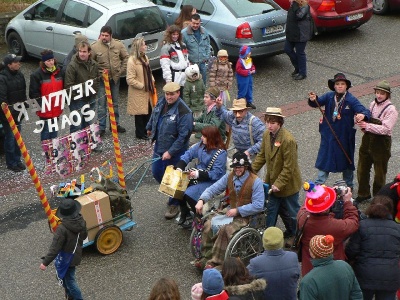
190 149 223 185
54 233 80 286
291 213 309 262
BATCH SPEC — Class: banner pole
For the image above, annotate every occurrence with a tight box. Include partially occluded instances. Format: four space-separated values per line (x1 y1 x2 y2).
102 71 126 188
1 102 58 230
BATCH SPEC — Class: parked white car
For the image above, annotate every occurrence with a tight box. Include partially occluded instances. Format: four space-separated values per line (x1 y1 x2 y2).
5 0 168 70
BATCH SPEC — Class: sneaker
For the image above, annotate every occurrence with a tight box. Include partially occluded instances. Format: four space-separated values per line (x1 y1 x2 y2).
17 162 26 170
99 129 106 137
246 103 256 109
117 125 126 133
7 165 23 172
291 70 299 77
165 205 180 219
92 144 103 152
180 219 192 229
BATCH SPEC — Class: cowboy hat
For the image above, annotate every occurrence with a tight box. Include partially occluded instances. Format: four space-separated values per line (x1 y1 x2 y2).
56 197 82 219
328 73 351 91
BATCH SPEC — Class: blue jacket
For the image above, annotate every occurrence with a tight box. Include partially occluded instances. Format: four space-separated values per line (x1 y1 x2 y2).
199 170 264 217
308 92 370 172
181 26 210 64
180 143 227 182
248 249 300 300
146 96 193 156
217 107 265 155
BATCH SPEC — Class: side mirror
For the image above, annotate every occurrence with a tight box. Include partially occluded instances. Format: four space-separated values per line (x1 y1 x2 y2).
23 13 33 20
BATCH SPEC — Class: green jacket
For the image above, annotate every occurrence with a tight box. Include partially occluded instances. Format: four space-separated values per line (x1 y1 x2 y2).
64 54 99 100
252 127 302 197
299 256 363 300
183 77 205 113
194 105 226 140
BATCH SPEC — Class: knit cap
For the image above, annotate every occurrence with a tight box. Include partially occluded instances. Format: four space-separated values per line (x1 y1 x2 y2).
263 227 284 250
309 235 334 258
191 282 203 300
202 269 224 295
239 45 251 59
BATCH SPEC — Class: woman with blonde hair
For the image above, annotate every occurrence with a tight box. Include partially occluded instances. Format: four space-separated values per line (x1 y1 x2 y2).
160 24 189 95
126 37 154 140
284 0 312 81
174 5 197 29
148 277 181 300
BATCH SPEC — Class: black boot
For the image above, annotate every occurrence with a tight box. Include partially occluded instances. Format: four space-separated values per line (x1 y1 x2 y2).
178 204 190 225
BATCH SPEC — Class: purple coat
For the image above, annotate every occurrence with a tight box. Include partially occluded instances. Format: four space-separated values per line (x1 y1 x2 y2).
308 91 370 172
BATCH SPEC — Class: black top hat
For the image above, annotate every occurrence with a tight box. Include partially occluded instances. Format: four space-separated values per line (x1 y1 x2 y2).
328 73 351 91
230 152 251 168
56 197 81 219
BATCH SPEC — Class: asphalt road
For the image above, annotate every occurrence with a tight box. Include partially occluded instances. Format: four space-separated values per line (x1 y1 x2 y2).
1 13 400 299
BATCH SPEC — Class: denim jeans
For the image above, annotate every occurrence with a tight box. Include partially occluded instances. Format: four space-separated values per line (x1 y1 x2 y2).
315 169 354 189
266 192 300 235
69 98 96 133
199 62 207 85
152 150 186 206
284 40 307 76
40 117 59 141
97 78 120 130
63 267 83 300
2 121 22 168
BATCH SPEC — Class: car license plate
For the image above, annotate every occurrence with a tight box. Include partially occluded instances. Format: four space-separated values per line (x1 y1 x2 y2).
263 25 284 35
346 13 363 21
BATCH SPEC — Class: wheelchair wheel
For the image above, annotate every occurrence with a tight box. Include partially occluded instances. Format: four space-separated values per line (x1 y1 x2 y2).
225 227 263 265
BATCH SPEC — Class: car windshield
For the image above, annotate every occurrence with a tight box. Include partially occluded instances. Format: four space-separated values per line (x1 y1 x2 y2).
223 0 277 18
109 7 167 40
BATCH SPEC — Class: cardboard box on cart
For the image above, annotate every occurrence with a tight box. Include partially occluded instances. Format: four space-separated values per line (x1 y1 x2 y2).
76 191 113 242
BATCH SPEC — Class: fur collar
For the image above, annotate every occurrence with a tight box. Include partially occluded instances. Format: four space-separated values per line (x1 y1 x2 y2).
225 279 266 295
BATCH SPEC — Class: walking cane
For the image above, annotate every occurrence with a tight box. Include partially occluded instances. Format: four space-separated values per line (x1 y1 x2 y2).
311 97 353 165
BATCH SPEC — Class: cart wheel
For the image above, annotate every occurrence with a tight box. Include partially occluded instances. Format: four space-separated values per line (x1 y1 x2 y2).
95 225 123 255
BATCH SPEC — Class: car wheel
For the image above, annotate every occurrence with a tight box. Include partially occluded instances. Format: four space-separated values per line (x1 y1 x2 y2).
210 39 218 57
7 32 27 58
373 0 390 14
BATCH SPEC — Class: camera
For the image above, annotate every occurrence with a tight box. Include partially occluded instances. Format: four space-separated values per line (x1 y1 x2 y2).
333 185 348 200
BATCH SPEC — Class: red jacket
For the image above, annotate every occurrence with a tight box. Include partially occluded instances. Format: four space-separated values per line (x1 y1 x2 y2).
206 290 229 300
29 66 64 119
297 201 359 276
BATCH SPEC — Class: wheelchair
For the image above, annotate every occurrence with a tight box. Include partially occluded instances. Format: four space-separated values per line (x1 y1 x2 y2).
189 196 267 266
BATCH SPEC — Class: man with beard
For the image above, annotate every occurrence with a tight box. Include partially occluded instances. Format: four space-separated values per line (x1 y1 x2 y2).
91 25 128 137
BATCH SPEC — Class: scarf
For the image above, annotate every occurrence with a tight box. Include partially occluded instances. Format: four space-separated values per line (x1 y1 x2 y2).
139 53 154 94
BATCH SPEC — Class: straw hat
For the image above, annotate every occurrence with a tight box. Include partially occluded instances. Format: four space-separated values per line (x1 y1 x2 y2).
263 107 285 118
229 98 247 111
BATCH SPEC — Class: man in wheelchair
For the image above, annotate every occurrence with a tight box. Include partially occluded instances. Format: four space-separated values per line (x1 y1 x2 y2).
194 152 265 269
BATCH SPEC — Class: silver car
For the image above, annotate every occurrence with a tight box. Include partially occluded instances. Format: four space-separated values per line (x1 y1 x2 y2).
5 0 168 70
152 0 287 57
